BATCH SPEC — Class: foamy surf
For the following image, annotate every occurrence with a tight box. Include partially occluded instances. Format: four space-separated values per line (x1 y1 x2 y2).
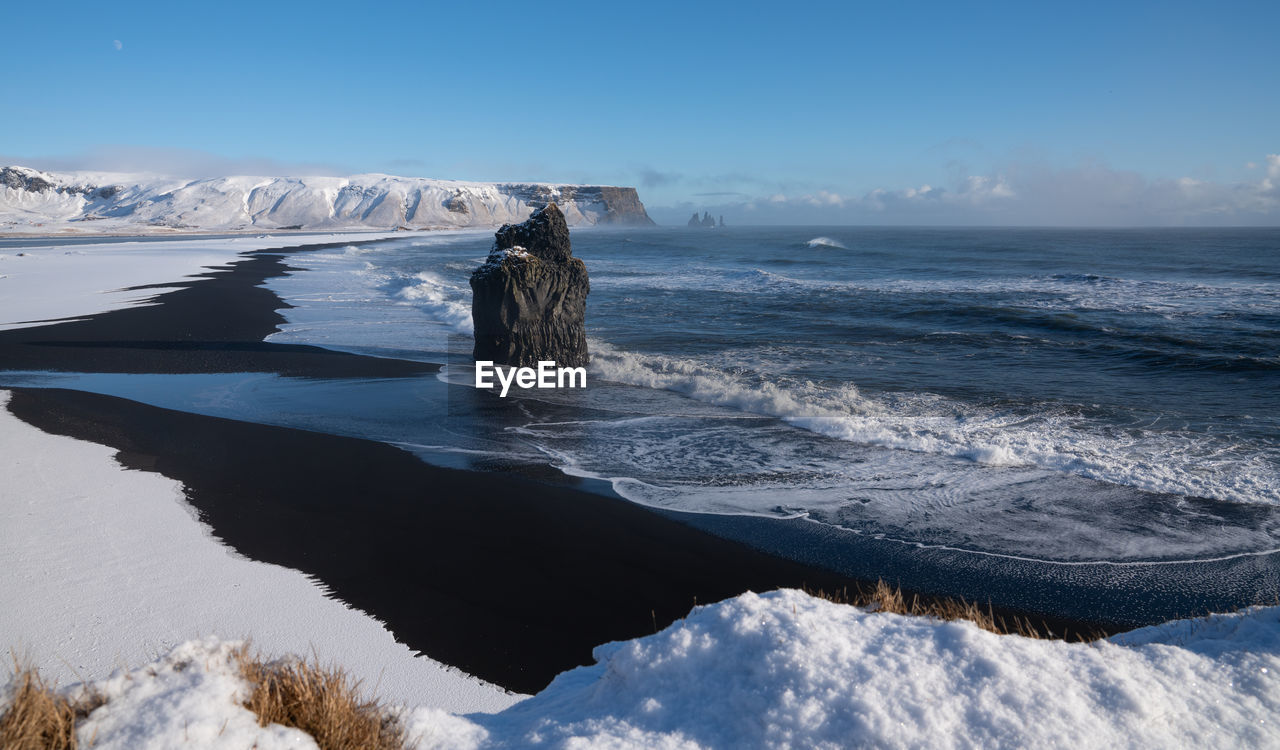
587 340 1280 507
806 236 847 249
389 270 473 334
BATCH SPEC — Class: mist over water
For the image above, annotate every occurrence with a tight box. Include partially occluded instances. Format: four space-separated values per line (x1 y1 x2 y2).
267 226 1280 564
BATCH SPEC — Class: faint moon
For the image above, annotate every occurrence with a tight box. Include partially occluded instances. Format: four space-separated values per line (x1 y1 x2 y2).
113 40 123 51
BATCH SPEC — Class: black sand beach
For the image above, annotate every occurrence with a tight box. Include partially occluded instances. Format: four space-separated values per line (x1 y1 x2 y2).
0 240 435 378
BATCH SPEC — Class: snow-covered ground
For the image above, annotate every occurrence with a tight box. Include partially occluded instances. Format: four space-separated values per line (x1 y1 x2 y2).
0 390 518 714
0 233 399 330
19 595 1279 748
429 590 1278 748
0 165 646 234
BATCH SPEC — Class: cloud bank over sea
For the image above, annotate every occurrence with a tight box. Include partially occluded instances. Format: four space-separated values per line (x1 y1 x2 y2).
651 154 1280 226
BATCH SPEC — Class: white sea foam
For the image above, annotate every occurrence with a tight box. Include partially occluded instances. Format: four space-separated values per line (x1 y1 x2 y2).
393 270 474 334
588 340 1280 507
592 267 1280 319
806 236 848 249
265 233 485 355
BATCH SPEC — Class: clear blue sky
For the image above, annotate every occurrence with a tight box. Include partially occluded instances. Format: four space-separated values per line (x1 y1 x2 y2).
5 0 1278 224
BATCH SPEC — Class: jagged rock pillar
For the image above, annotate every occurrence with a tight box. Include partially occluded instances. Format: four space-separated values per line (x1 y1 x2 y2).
470 203 589 367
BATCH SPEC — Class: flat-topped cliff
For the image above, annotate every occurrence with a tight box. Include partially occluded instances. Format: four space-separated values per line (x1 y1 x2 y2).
0 166 654 233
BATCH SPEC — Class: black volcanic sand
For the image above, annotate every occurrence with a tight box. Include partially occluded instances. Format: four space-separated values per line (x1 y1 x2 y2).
6 386 878 693
0 240 435 378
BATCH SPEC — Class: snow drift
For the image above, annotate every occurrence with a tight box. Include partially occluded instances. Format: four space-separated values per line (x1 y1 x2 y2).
11 593 1277 749
0 165 654 234
434 589 1280 748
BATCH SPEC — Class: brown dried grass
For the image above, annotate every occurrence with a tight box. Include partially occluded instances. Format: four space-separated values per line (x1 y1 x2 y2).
235 645 406 750
2 648 407 750
806 579 1101 641
0 658 102 750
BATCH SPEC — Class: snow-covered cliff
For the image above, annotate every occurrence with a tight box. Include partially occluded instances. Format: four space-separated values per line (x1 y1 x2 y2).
0 166 655 234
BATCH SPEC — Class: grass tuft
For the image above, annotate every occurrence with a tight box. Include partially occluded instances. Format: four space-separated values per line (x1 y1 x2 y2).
235 645 406 750
805 580 1101 641
0 657 102 750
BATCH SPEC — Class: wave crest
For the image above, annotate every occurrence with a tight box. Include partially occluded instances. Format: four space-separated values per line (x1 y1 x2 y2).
388 271 473 333
587 340 1279 506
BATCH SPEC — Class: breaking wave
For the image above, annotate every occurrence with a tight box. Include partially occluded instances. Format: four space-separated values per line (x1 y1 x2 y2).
387 271 473 334
806 236 847 249
587 340 1280 506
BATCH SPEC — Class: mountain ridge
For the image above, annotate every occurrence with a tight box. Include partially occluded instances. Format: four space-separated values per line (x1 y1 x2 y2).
0 165 655 233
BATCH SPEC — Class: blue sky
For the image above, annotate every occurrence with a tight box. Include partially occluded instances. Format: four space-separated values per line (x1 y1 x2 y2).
5 0 1278 225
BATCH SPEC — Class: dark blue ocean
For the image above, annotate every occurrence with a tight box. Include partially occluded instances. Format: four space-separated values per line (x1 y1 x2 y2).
245 226 1279 567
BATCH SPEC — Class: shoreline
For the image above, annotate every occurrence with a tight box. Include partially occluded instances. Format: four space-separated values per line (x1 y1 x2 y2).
0 238 438 378
0 228 481 242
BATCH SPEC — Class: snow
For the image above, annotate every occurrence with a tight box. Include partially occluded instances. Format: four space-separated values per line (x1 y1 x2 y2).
0 166 623 234
0 390 519 713
20 591 1277 749
413 589 1279 749
73 638 318 750
0 233 398 330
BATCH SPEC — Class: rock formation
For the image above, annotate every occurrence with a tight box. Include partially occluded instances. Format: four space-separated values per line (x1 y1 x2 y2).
687 210 718 228
0 166 120 198
443 190 470 214
470 203 589 368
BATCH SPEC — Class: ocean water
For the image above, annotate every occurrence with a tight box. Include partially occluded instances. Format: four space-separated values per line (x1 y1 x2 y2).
262 226 1280 567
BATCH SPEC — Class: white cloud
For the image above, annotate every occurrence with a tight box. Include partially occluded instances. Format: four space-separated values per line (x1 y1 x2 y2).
112 40 122 51
654 154 1280 226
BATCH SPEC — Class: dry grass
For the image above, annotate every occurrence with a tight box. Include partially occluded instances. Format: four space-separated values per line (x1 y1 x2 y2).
2 648 407 750
235 645 407 750
806 579 1103 641
0 658 102 750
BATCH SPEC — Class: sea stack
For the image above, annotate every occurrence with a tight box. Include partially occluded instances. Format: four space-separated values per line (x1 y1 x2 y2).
470 203 589 367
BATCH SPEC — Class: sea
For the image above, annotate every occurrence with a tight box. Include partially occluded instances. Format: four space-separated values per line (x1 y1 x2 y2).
10 225 1280 624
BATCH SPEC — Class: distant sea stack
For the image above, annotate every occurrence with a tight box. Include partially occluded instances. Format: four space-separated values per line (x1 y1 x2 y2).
687 211 719 228
470 203 589 368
